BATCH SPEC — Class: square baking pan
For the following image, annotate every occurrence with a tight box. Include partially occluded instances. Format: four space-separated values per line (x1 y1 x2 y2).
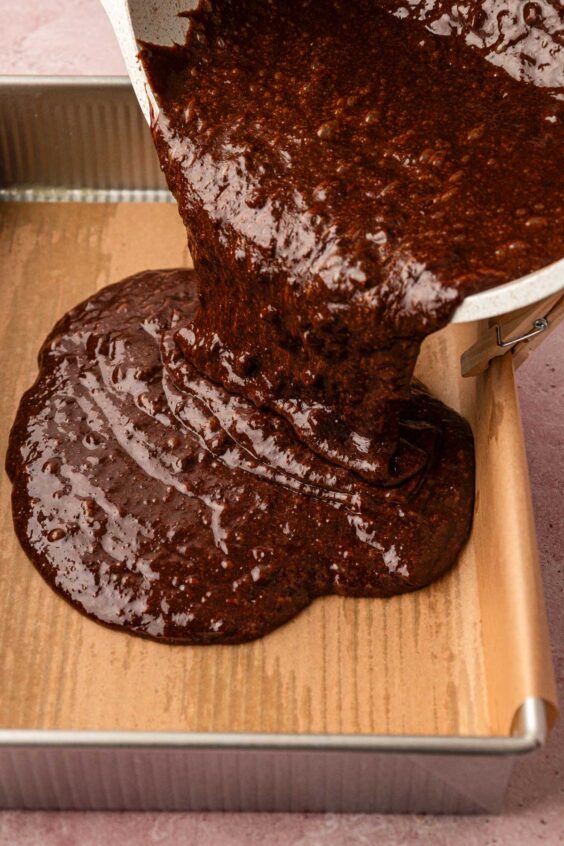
0 76 558 814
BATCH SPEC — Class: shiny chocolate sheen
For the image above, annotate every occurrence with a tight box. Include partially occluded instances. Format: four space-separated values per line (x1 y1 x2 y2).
141 0 563 481
7 270 474 643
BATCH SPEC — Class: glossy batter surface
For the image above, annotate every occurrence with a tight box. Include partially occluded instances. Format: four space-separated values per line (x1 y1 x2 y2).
7 270 473 643
142 0 563 481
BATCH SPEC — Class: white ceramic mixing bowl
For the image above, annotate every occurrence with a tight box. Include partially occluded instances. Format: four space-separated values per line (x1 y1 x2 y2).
100 0 564 325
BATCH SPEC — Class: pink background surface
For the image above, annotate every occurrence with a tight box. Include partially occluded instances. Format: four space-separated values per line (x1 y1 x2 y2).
0 0 563 842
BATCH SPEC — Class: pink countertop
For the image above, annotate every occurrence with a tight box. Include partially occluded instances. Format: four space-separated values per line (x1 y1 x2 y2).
0 1 563 843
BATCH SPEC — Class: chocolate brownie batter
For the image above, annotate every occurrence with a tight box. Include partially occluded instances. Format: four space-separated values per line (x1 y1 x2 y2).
7 269 474 642
6 0 563 643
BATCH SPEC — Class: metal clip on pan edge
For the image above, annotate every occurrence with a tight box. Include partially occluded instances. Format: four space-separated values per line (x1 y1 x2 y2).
495 317 549 349
461 293 564 377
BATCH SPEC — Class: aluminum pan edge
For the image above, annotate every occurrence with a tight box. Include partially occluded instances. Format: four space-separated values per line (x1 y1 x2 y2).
0 75 563 324
0 698 547 757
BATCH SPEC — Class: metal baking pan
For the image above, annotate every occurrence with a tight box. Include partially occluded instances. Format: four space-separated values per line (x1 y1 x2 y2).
0 76 556 814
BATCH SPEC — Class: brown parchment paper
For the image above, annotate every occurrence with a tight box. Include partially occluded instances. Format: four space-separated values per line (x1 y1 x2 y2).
0 202 557 737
